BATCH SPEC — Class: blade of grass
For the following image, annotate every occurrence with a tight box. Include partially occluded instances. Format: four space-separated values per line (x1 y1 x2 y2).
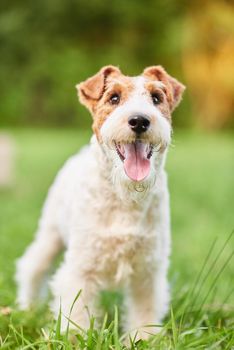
55 302 62 344
190 230 233 312
21 339 66 350
170 307 178 348
179 237 218 329
193 251 234 324
87 316 95 348
96 313 108 350
9 324 37 350
184 230 234 327
65 289 82 338
113 306 121 350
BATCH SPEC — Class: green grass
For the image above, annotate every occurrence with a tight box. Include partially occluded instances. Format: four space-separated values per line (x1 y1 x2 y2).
0 129 233 349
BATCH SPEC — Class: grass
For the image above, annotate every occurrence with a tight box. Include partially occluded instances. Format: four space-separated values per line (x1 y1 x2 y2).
0 128 233 349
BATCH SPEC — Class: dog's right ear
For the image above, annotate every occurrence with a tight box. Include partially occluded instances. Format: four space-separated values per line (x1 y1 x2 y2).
76 65 121 113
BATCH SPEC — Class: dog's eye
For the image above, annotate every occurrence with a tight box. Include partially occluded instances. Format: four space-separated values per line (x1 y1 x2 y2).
151 93 163 105
109 93 120 105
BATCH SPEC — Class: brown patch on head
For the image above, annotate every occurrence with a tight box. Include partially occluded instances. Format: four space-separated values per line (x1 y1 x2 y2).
144 80 172 121
76 65 121 112
143 66 185 112
93 75 134 140
77 67 134 141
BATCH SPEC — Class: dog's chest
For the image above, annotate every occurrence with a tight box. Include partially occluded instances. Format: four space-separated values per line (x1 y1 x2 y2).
95 233 156 285
70 170 161 285
82 198 158 286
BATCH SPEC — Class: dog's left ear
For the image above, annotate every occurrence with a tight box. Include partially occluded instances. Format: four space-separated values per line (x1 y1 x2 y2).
76 65 121 113
143 66 186 111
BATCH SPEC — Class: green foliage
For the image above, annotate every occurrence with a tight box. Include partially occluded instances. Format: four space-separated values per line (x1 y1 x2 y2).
0 0 189 128
0 129 233 348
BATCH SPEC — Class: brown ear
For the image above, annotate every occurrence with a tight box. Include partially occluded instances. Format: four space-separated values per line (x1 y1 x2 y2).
76 65 121 112
143 65 185 111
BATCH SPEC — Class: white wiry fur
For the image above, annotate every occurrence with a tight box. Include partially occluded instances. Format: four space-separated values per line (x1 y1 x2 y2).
16 74 173 339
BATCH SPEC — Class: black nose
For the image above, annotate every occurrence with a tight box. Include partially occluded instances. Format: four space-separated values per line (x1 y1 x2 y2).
128 114 150 134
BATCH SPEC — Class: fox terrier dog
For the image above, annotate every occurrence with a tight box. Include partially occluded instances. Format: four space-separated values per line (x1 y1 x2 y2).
16 65 185 338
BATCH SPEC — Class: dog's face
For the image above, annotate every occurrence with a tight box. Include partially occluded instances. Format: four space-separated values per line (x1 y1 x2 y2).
77 66 185 193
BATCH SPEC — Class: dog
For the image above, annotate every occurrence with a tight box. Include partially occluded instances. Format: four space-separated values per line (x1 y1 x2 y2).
16 65 185 339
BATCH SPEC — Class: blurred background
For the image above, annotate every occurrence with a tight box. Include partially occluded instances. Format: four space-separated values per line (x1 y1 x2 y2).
0 0 233 332
0 0 233 129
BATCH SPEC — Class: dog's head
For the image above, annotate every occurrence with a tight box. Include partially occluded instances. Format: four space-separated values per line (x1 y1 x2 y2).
76 65 185 196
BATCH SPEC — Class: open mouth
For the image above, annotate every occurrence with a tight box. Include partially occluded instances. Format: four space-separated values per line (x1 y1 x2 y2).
114 141 153 182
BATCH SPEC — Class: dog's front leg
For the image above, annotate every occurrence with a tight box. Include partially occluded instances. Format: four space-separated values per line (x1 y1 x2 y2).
50 256 100 332
125 269 169 341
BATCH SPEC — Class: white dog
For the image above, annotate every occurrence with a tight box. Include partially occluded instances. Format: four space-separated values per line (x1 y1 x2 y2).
16 65 185 338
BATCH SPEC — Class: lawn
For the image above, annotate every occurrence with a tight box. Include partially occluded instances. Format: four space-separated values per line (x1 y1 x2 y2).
0 129 233 349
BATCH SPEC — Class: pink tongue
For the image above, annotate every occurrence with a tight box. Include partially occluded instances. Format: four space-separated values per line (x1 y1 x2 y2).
123 142 150 181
